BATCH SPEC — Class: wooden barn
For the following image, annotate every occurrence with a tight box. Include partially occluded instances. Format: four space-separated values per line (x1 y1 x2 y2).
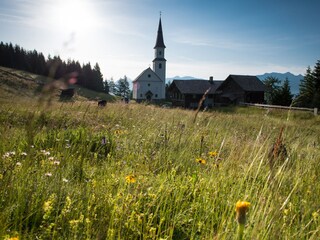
215 75 267 104
167 78 223 108
167 75 266 108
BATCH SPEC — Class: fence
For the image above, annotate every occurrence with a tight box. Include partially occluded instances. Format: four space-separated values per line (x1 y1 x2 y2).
240 102 318 116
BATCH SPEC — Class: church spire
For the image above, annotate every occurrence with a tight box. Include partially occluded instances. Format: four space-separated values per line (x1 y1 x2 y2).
154 16 166 49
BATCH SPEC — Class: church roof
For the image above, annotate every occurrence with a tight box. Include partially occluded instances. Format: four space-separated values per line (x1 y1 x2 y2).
154 18 166 49
132 67 162 82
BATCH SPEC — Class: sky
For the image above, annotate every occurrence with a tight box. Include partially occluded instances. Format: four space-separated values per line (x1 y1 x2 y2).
1 0 320 81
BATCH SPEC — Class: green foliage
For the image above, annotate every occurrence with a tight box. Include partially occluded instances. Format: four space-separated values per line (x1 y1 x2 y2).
298 60 320 108
115 75 130 98
263 77 293 106
0 97 319 239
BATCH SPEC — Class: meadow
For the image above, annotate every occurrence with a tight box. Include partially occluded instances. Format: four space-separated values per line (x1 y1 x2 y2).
0 95 319 239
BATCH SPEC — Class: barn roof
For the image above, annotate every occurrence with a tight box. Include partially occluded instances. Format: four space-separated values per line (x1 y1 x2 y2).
225 75 267 91
169 80 223 94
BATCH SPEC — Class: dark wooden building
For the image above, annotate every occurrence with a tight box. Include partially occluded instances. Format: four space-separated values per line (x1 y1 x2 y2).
167 78 223 108
215 75 267 104
167 75 266 108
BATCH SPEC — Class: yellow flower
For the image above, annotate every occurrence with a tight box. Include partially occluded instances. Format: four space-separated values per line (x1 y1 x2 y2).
208 151 218 157
196 158 206 165
235 201 251 225
114 129 123 135
8 237 19 240
126 175 136 183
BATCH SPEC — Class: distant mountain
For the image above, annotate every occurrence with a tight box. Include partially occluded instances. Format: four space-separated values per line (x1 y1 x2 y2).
166 76 201 83
257 72 304 95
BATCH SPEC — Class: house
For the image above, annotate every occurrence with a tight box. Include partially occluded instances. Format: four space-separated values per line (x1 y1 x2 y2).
167 75 266 108
132 17 166 102
167 77 223 108
215 75 267 104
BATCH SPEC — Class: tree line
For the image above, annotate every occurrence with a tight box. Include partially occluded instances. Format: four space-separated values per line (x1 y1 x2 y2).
263 60 320 108
0 42 105 92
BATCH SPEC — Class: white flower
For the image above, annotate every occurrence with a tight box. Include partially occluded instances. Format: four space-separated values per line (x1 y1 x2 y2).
20 152 27 156
53 161 60 165
45 172 52 177
16 162 22 166
62 178 69 183
65 144 71 149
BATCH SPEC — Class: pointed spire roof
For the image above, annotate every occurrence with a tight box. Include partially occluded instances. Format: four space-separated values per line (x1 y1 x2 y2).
154 17 166 49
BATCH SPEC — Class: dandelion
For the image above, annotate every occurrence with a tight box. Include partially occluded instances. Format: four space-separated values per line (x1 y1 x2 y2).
195 158 206 165
114 129 123 135
126 175 136 183
235 201 250 240
208 151 218 157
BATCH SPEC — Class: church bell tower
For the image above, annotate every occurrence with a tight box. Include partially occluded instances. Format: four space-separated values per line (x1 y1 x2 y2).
153 16 166 98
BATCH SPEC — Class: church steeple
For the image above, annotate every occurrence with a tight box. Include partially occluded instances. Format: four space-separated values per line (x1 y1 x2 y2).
154 17 166 49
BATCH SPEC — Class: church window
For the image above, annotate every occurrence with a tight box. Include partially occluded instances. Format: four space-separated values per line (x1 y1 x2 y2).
148 83 150 87
155 94 158 98
140 94 143 97
148 74 151 78
159 63 162 69
159 51 162 55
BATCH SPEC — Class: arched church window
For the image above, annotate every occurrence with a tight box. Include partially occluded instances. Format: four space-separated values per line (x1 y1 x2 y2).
159 63 162 69
159 51 162 55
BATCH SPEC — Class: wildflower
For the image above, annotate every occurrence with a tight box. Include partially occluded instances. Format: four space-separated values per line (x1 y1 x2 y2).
7 237 19 240
16 162 22 167
65 144 71 149
195 158 206 165
53 161 60 165
20 152 27 156
126 175 136 183
41 150 50 156
114 129 123 135
48 156 55 161
45 172 52 177
235 201 250 240
236 201 250 224
62 178 69 183
312 211 319 220
208 151 218 157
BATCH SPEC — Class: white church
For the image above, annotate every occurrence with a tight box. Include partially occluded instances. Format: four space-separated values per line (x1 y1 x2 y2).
132 17 166 102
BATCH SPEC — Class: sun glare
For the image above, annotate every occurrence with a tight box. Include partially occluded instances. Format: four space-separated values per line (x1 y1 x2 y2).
54 0 99 33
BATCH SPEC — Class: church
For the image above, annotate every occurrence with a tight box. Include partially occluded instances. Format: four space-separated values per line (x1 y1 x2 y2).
132 17 166 102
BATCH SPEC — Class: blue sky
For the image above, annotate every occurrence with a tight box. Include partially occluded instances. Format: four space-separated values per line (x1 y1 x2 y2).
1 0 319 81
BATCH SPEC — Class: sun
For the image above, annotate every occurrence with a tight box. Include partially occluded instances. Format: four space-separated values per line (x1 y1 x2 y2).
54 0 99 33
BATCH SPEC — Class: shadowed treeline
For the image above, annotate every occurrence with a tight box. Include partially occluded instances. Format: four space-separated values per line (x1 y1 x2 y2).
0 41 106 93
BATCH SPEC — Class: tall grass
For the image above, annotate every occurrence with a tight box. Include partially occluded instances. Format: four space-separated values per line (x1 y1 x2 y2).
0 97 319 239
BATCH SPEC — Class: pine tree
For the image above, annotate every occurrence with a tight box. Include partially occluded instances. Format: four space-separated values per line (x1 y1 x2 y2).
263 76 281 104
108 78 116 95
276 78 293 106
116 76 130 98
298 66 316 107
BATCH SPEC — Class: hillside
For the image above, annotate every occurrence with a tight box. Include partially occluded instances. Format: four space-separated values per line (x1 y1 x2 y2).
0 66 115 102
